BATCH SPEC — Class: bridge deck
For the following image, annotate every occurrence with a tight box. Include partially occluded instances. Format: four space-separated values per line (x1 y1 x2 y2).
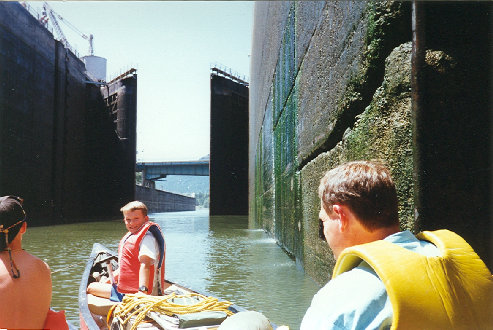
136 161 209 179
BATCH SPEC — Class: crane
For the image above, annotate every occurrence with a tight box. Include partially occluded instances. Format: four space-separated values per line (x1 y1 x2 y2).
41 2 94 56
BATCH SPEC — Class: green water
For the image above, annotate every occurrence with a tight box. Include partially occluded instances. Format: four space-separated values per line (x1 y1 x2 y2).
23 209 320 329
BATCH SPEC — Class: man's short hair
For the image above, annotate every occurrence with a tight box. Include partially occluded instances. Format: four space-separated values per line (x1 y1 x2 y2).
318 160 399 231
0 196 26 250
120 201 148 216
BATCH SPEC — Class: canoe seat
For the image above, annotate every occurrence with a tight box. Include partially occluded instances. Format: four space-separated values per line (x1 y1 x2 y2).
87 294 118 316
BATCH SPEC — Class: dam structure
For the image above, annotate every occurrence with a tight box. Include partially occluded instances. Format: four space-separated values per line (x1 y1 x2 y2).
0 2 193 224
210 67 249 216
0 2 136 224
249 1 491 283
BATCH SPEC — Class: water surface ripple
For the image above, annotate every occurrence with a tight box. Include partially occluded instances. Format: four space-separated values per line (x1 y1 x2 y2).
24 209 320 329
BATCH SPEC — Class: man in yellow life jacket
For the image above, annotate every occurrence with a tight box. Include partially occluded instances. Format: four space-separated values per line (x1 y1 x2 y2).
301 161 493 330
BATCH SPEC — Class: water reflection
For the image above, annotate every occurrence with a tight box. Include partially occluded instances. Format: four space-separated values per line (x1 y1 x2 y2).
24 209 319 329
154 209 212 292
24 219 125 326
205 216 319 327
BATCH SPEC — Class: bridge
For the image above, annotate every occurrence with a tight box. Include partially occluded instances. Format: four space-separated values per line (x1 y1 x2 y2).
136 160 209 181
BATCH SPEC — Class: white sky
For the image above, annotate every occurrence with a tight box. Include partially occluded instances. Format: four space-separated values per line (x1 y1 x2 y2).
28 1 254 162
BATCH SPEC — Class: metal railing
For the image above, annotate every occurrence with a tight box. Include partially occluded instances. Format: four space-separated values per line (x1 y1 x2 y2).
210 63 249 87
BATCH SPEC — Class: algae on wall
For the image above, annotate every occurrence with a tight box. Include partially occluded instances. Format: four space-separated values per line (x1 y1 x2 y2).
251 0 492 283
301 42 414 283
250 1 414 284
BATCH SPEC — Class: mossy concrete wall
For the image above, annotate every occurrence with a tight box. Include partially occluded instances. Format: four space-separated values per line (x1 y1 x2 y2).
301 42 414 281
249 1 491 284
250 1 413 282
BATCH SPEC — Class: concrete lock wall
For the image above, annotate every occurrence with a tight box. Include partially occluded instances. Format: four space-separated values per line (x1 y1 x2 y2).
249 1 491 284
0 2 137 224
135 186 196 213
0 2 59 222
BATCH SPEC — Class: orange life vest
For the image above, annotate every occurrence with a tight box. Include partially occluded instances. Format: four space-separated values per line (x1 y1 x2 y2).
117 221 165 294
43 309 68 330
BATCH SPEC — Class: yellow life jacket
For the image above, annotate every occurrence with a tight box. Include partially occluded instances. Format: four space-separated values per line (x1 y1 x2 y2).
332 230 493 330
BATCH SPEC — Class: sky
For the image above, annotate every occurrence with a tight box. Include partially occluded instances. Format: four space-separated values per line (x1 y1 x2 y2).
27 1 254 162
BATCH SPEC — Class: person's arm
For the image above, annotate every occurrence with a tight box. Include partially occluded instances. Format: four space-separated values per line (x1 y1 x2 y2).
138 233 158 293
301 264 390 330
100 265 119 284
138 255 154 293
112 268 119 282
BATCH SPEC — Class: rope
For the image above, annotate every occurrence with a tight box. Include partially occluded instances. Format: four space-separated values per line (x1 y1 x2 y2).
109 293 234 330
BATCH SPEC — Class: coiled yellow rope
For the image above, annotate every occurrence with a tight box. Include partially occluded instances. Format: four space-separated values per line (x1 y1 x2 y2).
109 293 234 330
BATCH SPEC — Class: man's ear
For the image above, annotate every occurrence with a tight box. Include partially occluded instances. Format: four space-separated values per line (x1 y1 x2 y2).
332 204 348 232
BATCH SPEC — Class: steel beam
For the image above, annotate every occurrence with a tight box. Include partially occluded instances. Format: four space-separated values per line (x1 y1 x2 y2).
136 161 209 180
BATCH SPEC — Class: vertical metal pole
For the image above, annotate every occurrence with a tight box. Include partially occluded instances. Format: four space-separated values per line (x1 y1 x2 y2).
411 0 425 232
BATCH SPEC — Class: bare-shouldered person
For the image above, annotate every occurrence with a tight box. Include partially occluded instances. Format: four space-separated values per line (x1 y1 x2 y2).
0 196 51 329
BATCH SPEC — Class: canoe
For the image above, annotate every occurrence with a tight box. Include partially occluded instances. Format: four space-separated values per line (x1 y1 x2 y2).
66 315 78 330
79 243 248 330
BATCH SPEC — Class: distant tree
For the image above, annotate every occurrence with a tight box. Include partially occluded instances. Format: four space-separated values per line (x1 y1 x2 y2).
135 172 143 185
202 196 209 208
195 192 210 208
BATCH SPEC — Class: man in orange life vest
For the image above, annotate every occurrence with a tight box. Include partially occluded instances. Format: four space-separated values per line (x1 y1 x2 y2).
87 201 166 299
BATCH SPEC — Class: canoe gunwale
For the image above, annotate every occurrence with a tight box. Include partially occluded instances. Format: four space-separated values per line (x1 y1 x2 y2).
79 243 113 330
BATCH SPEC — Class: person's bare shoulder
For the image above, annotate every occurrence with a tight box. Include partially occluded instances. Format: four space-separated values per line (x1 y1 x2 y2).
19 252 51 282
34 255 51 276
24 253 52 303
